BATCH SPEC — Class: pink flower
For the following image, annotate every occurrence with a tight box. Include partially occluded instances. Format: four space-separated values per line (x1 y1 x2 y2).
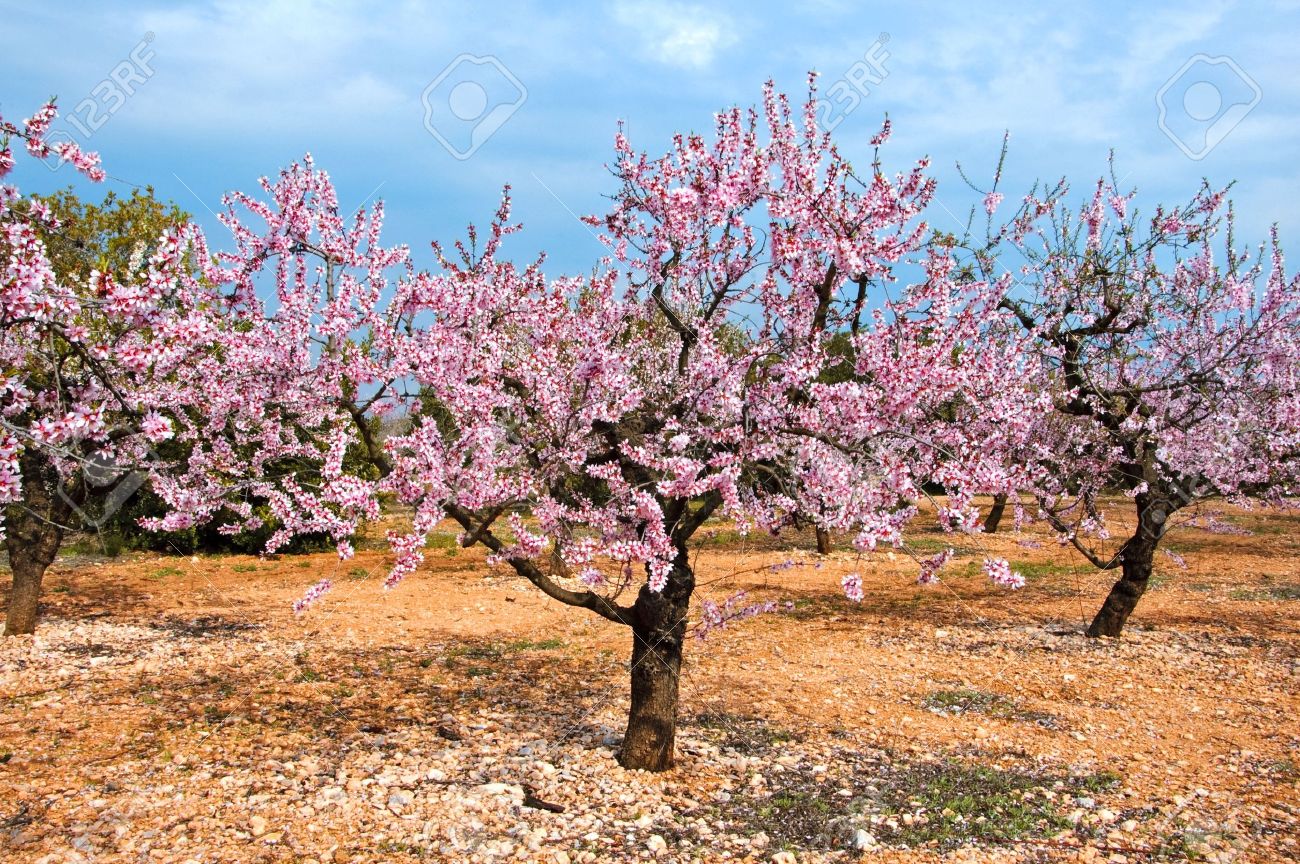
983 557 1024 589
841 572 864 603
140 411 174 443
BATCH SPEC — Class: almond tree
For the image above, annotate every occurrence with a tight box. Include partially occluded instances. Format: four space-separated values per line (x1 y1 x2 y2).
363 83 1033 770
1 101 218 634
973 175 1300 636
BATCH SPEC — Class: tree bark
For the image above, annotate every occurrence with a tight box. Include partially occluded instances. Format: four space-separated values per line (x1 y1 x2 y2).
983 493 1008 534
1086 496 1165 637
5 450 68 636
618 551 693 771
815 527 832 555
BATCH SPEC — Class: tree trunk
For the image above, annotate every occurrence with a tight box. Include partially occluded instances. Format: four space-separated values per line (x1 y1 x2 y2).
619 553 693 771
815 527 832 555
1086 497 1165 638
983 493 1008 534
4 451 68 636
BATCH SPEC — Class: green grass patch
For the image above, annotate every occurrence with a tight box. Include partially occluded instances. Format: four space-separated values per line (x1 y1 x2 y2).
923 688 1017 717
505 637 565 652
147 566 184 581
906 537 978 556
293 651 323 683
924 687 1064 729
872 761 1119 848
693 711 799 754
1229 584 1300 601
447 643 504 661
734 756 1120 853
1014 561 1093 580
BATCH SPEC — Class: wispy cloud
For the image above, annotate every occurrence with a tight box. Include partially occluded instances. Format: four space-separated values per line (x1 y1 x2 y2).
612 1 739 69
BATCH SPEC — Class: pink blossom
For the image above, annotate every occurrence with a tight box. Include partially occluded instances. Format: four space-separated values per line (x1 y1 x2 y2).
140 411 174 443
841 572 864 602
293 578 332 613
983 557 1024 589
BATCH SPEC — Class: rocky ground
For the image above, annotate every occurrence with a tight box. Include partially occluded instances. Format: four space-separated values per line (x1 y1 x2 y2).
2 502 1297 863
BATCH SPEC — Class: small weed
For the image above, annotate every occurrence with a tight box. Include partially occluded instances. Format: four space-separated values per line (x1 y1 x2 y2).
348 566 369 580
294 651 323 683
1265 759 1297 780
231 564 259 573
147 566 184 581
1072 769 1122 793
376 840 431 857
463 665 496 678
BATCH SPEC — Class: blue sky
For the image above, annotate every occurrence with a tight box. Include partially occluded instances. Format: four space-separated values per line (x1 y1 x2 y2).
3 0 1297 276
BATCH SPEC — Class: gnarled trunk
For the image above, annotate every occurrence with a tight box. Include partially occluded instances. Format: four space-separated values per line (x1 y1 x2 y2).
815 527 832 555
983 493 1008 534
1087 496 1165 637
619 553 693 771
5 451 68 636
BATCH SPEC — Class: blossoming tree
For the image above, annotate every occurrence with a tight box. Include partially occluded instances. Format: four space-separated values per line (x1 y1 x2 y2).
1 101 217 634
972 174 1300 636
357 83 1033 770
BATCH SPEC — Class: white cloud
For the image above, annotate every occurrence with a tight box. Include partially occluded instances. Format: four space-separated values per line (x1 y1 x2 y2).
612 1 738 69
